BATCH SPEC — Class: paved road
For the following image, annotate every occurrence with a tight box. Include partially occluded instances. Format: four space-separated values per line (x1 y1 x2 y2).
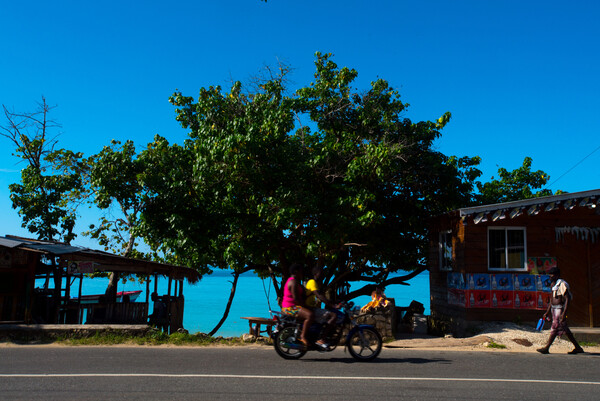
1 346 599 400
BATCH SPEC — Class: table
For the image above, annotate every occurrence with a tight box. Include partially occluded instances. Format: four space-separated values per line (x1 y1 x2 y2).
240 317 276 337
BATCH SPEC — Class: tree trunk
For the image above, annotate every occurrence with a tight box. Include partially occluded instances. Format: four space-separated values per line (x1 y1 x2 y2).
104 272 120 303
208 271 240 336
104 226 134 302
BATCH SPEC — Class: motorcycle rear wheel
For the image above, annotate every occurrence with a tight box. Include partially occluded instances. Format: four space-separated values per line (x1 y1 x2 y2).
274 326 307 360
346 327 382 361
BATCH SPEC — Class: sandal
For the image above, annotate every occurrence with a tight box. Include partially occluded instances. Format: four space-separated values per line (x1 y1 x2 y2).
299 338 309 350
568 348 584 354
315 339 329 350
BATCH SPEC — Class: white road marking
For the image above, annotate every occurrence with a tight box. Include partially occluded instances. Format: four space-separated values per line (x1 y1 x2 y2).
0 373 599 385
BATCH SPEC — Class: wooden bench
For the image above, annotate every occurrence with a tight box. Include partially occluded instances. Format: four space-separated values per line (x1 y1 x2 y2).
240 317 276 337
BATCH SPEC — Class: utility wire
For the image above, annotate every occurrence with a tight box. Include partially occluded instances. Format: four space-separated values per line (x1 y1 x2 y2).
544 143 600 190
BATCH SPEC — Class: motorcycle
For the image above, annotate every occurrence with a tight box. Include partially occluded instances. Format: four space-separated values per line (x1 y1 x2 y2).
271 302 382 361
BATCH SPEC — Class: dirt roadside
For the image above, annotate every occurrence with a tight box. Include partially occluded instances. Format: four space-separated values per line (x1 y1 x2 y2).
385 322 600 354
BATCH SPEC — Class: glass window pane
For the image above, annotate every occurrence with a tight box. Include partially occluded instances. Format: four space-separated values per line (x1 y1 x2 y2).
506 229 525 269
488 229 506 268
440 232 452 270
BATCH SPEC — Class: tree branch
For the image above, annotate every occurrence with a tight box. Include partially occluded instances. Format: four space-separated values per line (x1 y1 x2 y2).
340 266 427 301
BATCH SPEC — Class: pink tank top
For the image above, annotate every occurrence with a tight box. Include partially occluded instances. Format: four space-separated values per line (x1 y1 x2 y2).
282 276 303 308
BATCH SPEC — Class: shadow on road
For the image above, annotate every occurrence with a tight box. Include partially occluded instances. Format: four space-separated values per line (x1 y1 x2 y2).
304 356 452 364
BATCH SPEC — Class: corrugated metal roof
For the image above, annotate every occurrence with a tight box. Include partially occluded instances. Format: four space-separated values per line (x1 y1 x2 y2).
0 235 201 283
0 237 24 248
457 188 600 224
459 188 600 217
23 243 85 255
0 236 84 254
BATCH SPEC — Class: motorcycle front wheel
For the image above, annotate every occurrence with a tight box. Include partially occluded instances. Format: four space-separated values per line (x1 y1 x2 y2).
273 326 307 360
346 327 382 361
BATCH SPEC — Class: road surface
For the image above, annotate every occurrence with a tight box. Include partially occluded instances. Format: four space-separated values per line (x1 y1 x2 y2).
1 345 599 400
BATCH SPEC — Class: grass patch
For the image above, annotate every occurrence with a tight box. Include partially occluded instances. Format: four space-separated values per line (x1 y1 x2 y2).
579 341 598 347
57 331 249 346
1 329 254 347
486 341 507 349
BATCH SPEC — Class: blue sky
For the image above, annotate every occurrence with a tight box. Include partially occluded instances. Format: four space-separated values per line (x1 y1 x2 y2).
2 0 599 247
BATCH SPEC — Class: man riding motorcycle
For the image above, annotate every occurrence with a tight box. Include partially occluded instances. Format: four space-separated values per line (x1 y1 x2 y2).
305 265 339 345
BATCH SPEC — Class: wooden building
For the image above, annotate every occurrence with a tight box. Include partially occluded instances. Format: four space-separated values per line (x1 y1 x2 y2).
428 189 600 333
0 235 201 333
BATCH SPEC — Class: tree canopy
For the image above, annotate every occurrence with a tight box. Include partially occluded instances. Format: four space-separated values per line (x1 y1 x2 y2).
138 53 482 299
474 157 556 205
3 54 560 303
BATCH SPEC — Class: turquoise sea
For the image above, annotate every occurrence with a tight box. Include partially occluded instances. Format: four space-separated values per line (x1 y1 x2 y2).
65 270 430 337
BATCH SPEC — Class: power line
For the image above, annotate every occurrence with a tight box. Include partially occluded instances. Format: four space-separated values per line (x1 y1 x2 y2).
545 143 600 190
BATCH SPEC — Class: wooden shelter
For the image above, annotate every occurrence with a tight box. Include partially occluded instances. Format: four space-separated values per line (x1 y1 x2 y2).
428 189 600 332
0 235 200 333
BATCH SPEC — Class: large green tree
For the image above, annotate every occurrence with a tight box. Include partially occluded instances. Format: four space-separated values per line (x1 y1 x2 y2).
85 139 155 300
139 53 481 300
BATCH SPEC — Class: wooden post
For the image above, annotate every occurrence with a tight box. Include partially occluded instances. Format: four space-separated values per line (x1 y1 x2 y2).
146 277 150 304
167 276 172 334
77 275 83 324
588 241 593 327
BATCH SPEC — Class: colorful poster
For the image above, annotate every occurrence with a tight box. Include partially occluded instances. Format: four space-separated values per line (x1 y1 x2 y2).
536 292 551 310
514 291 536 309
515 274 536 291
67 261 97 274
468 274 490 290
448 288 466 307
539 275 552 292
460 273 553 309
491 290 513 308
527 257 557 274
468 290 491 308
491 274 513 291
447 273 466 290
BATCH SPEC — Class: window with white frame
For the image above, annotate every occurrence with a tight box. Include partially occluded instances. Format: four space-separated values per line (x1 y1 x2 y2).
488 227 526 270
439 230 453 271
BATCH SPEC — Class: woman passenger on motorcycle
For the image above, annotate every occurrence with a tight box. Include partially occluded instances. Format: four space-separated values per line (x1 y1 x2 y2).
281 263 325 349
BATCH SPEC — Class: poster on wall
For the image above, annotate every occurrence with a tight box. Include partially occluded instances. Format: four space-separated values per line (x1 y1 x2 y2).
490 274 513 291
468 273 490 290
449 272 552 309
491 290 513 308
67 261 98 274
514 274 536 291
536 291 551 310
448 288 467 307
468 290 491 308
527 257 557 274
514 291 537 309
447 272 466 290
539 275 552 292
